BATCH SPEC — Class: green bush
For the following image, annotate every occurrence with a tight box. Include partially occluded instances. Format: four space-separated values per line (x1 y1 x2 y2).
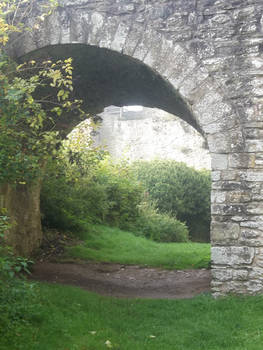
41 157 144 234
0 212 40 343
94 159 143 228
134 202 188 242
131 160 211 242
41 171 109 232
0 278 39 335
41 151 192 244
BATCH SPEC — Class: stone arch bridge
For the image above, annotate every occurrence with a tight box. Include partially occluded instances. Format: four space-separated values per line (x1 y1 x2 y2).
3 0 263 297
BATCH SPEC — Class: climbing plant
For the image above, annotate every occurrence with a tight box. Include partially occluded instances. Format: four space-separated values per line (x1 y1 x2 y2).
0 0 86 185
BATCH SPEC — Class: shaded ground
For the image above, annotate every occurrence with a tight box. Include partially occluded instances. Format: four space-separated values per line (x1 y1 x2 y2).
31 261 211 299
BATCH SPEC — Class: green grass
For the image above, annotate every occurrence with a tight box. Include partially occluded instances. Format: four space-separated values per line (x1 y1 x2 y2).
2 282 263 350
64 225 210 269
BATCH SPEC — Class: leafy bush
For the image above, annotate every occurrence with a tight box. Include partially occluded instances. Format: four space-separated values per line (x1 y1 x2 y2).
0 278 39 336
40 169 104 232
131 160 211 242
41 154 189 243
41 135 195 244
41 156 144 234
0 211 39 343
94 158 144 228
134 202 188 242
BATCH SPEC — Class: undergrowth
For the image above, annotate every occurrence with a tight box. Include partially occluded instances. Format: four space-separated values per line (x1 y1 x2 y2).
0 211 39 345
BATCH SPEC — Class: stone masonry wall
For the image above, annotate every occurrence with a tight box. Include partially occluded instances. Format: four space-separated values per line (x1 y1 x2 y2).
94 106 211 170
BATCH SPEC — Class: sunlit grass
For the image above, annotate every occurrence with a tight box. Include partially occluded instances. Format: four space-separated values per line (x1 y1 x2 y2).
64 224 210 269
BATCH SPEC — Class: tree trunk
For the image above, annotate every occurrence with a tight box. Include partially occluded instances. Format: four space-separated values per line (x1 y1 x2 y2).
0 181 42 256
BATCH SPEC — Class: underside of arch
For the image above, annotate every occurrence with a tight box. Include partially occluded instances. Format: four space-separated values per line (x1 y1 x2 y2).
20 43 202 135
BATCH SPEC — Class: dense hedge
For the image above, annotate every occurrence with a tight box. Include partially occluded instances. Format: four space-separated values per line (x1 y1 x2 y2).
41 156 189 243
131 160 211 242
135 202 188 243
41 158 142 231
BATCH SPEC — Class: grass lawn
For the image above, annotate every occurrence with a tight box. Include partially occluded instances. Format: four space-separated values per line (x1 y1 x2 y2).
2 282 263 350
63 225 211 269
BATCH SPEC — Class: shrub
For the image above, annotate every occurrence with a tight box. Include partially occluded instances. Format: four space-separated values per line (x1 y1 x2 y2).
41 156 144 233
131 160 211 242
41 150 190 244
134 202 188 243
0 211 39 343
94 158 144 228
40 171 109 232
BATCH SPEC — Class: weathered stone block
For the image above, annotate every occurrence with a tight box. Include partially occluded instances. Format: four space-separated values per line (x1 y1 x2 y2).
179 68 209 101
220 170 238 181
212 268 232 281
229 153 255 169
211 171 221 181
233 270 249 281
247 202 263 215
231 216 251 223
212 204 245 216
246 171 263 182
221 181 243 191
246 140 263 153
207 129 244 153
211 246 255 265
241 226 263 245
240 221 260 229
249 267 263 280
211 154 228 170
211 191 226 204
227 191 251 203
193 91 232 127
211 222 240 244
244 280 263 294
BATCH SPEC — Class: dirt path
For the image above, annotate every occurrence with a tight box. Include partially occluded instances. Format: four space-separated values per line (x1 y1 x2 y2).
31 261 211 299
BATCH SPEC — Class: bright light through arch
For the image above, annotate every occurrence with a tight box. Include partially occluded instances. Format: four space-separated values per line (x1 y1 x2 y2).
123 105 143 112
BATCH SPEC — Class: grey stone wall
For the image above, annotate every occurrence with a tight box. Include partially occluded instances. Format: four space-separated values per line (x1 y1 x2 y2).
7 0 263 296
94 106 211 170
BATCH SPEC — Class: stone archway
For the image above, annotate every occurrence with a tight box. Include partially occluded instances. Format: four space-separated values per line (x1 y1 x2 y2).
4 0 263 297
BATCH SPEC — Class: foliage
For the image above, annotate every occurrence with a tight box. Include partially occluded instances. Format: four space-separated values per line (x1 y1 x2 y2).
0 277 39 344
131 160 211 242
0 56 85 184
0 0 58 48
93 157 144 228
41 154 144 233
64 224 209 270
0 209 33 282
40 121 108 231
0 210 39 343
135 201 188 243
0 0 86 185
41 148 189 243
0 208 11 239
61 119 106 181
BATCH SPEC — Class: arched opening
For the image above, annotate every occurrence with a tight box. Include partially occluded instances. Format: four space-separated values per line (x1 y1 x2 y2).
9 32 249 297
19 43 212 298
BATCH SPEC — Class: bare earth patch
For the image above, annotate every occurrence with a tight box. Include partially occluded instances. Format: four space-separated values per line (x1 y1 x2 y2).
30 262 211 299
